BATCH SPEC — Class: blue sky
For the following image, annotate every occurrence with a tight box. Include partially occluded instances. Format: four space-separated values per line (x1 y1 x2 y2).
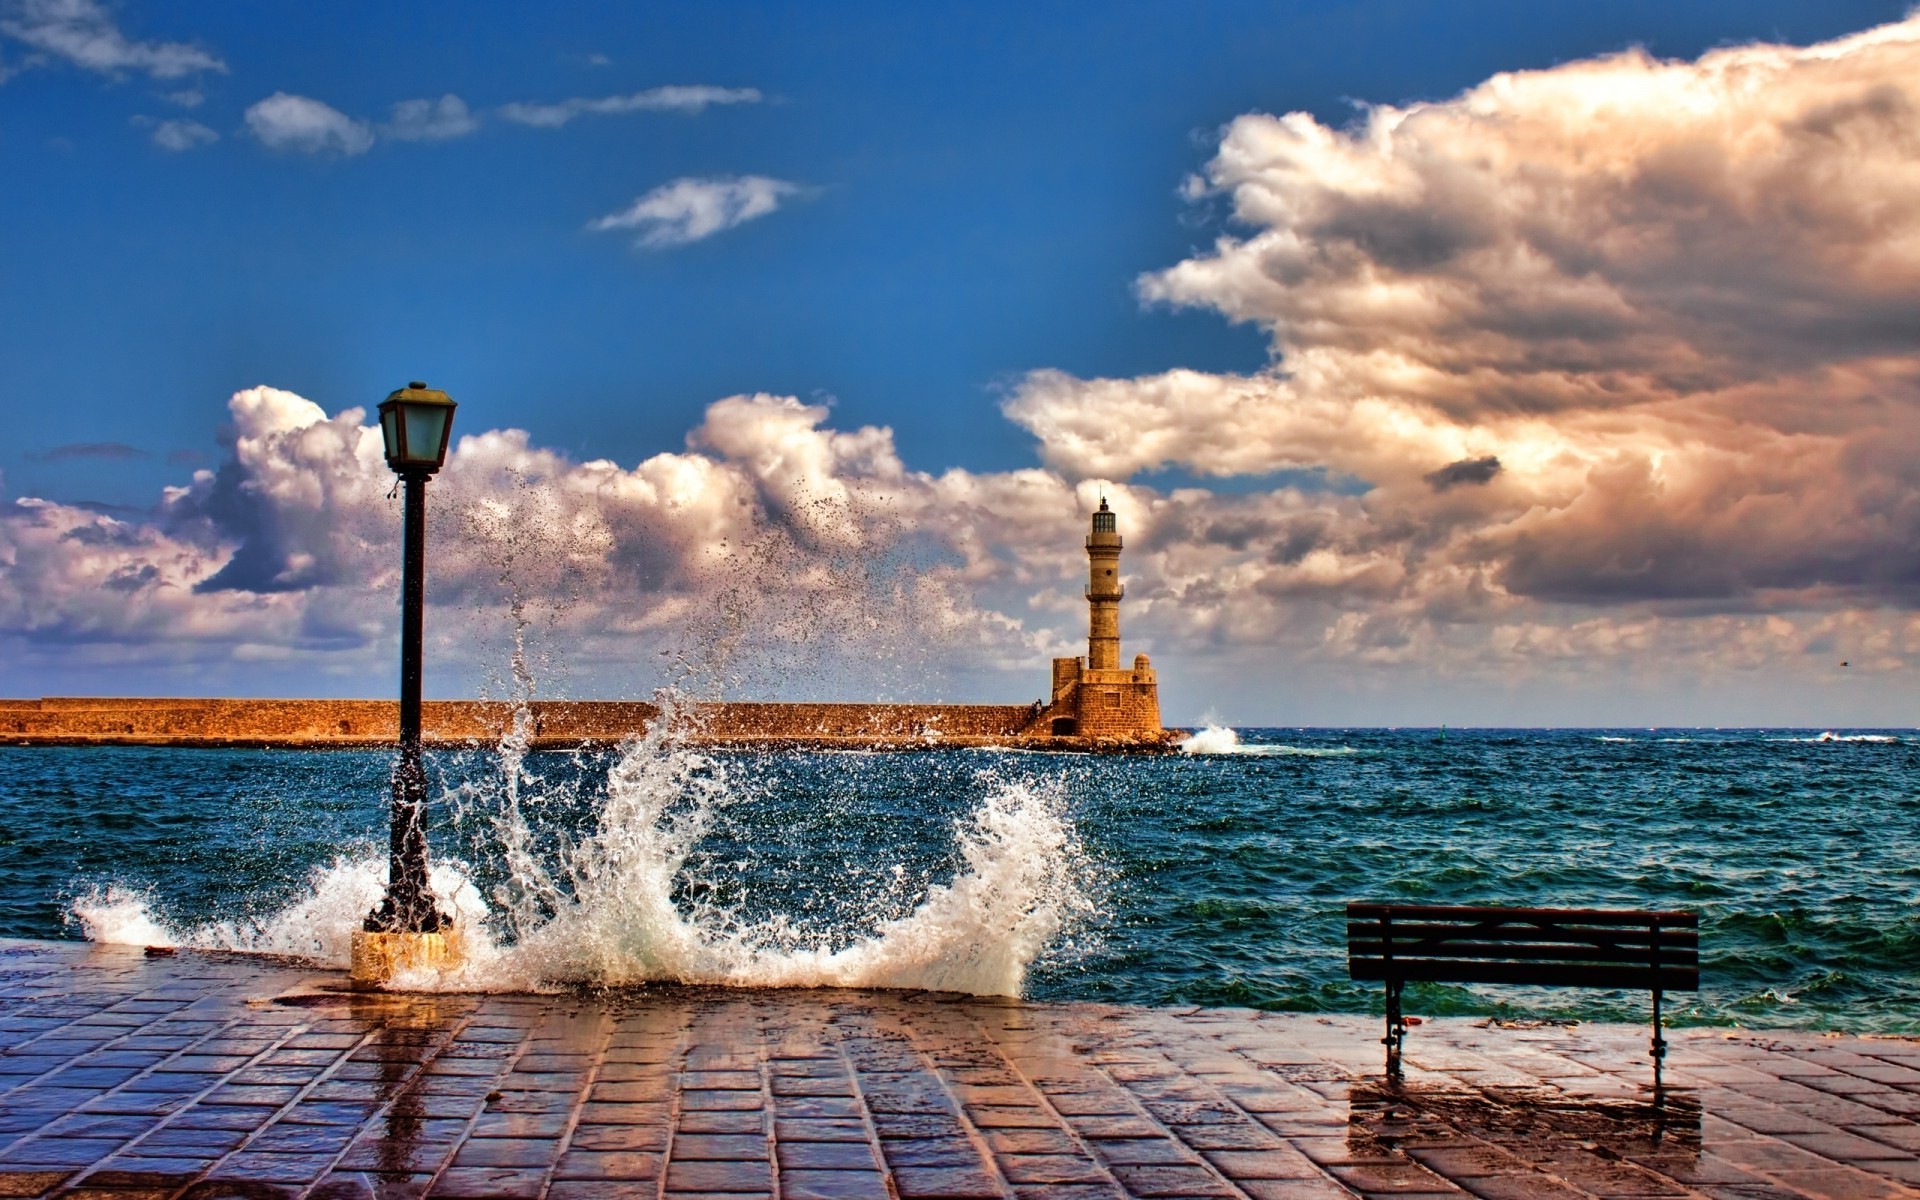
6 0 1902 501
5 1 1920 723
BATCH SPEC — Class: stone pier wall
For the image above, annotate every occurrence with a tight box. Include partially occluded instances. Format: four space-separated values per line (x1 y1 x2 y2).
0 697 1178 752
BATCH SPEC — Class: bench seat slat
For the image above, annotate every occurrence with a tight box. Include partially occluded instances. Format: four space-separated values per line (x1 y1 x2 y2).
1347 903 1697 926
1349 939 1698 967
1350 958 1699 990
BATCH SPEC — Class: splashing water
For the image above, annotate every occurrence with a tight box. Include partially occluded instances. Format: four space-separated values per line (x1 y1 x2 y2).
1179 725 1357 757
1179 724 1242 754
71 713 1094 998
72 861 490 964
70 466 1096 996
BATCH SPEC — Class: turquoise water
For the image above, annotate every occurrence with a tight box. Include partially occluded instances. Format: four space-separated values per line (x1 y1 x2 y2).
0 728 1915 1030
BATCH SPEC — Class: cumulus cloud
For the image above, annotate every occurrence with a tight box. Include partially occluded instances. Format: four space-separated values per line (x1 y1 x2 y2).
139 115 216 152
383 94 479 142
0 0 223 80
3 379 1914 713
499 84 760 129
1007 15 1920 625
0 386 1059 700
245 92 373 156
590 175 799 248
242 92 481 154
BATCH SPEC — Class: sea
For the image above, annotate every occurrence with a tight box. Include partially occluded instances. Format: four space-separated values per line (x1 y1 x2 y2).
0 724 1914 1033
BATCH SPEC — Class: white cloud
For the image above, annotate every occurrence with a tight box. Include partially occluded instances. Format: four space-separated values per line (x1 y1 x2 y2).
5 381 1917 719
383 94 479 142
0 387 1032 701
0 0 223 79
1005 14 1920 624
241 92 481 155
164 87 201 107
590 175 799 248
142 115 215 151
245 92 373 156
499 84 761 129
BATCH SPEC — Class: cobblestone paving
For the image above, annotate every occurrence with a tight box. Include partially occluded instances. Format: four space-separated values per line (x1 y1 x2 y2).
1 941 1917 1199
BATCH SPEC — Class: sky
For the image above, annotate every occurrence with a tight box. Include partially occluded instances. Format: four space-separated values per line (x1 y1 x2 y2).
4 0 1920 726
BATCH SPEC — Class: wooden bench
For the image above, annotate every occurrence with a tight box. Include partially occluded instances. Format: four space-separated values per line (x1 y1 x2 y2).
1347 903 1699 1092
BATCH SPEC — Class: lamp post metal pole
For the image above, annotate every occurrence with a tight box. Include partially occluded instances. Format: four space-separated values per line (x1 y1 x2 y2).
382 468 442 933
353 381 457 984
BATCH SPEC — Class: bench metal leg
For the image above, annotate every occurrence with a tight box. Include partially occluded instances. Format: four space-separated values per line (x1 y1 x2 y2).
1650 987 1666 1104
1384 980 1406 1079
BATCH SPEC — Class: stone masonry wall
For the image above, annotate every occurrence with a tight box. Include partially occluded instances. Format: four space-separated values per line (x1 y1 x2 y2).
0 697 1064 750
1072 669 1164 740
1020 659 1168 746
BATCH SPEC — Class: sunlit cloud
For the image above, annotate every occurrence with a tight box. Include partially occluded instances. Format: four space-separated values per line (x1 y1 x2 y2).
4 375 1916 709
0 0 223 81
382 94 479 142
589 175 799 248
244 92 373 156
243 91 483 154
0 387 1046 697
1007 15 1920 618
498 84 761 129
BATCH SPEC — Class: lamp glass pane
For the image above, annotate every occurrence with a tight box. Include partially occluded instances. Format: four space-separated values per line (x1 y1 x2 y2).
380 407 400 461
400 405 450 468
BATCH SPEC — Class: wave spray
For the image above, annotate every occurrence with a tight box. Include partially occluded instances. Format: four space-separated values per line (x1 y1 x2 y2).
72 711 1095 998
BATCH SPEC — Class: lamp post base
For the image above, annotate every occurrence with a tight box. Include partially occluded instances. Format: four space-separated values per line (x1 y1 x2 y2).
350 930 459 989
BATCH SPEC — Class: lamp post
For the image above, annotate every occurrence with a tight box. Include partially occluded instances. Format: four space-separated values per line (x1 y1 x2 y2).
351 381 458 987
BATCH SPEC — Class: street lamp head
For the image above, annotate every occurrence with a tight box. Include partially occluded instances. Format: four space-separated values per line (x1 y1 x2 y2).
378 381 457 475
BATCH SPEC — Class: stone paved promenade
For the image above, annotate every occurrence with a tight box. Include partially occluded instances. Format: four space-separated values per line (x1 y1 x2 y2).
2 941 1917 1199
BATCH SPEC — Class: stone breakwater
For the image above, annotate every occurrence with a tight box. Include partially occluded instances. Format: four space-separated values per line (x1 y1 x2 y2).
0 698 1181 752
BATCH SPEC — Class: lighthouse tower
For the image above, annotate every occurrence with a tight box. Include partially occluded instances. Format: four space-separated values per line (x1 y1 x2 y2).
1086 498 1123 669
1030 499 1166 743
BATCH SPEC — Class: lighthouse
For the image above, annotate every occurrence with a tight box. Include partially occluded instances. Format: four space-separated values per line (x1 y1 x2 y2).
1032 498 1167 743
1086 498 1123 670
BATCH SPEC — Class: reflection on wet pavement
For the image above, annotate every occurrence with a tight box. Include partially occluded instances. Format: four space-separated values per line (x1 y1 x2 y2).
1 940 1916 1198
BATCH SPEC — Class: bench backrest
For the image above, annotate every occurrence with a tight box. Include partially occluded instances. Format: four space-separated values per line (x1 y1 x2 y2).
1348 903 1699 992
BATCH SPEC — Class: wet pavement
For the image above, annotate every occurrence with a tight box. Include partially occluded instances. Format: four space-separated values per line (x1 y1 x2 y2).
1 940 1916 1199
